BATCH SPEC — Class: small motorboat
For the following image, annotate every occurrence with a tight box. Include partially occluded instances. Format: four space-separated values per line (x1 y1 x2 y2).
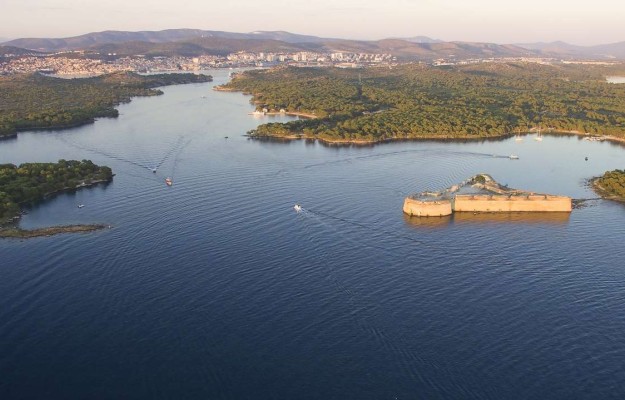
509 154 519 160
165 178 173 186
294 204 302 212
77 204 84 208
152 168 157 173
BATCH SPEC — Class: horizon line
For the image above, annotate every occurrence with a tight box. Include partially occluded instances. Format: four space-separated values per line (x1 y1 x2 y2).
1 28 624 48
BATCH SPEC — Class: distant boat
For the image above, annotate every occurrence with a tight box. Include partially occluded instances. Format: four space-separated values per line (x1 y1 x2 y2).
514 128 523 141
77 204 84 208
152 168 157 173
165 178 172 186
294 204 302 212
509 154 519 160
535 126 543 141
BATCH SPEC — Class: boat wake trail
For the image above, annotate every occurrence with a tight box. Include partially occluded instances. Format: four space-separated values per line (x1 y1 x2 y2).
57 133 192 180
57 136 155 170
301 148 505 170
152 135 189 171
167 137 193 180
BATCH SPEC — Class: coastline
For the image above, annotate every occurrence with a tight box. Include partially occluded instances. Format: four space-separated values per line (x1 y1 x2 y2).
247 128 625 146
0 117 109 138
248 132 516 145
263 111 318 119
590 177 625 203
0 72 212 138
213 86 238 92
0 174 114 236
41 178 113 200
0 224 109 239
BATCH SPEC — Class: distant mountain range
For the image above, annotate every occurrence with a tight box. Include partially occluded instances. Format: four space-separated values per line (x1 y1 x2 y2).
2 29 332 51
394 36 443 44
0 45 42 56
516 41 625 59
2 29 625 60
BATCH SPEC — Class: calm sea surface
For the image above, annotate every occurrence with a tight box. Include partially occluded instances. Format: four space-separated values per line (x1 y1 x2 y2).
2 70 625 399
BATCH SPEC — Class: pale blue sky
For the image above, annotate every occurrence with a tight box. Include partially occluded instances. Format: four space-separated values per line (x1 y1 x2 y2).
1 0 623 45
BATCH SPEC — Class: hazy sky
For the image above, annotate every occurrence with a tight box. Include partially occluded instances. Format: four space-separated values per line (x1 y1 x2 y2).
1 0 623 45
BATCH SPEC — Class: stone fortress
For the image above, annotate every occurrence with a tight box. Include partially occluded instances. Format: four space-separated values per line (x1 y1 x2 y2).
403 174 572 217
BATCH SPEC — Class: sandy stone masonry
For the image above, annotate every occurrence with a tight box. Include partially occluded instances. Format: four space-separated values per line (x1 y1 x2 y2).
403 174 572 217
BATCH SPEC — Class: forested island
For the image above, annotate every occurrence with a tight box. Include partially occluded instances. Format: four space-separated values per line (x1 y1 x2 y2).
220 63 625 143
0 159 113 237
0 72 212 137
593 170 625 202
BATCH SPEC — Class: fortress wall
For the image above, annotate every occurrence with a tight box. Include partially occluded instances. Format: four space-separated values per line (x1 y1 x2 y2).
453 195 572 213
403 198 453 217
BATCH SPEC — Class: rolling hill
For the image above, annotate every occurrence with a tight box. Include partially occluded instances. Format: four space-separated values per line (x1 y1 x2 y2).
517 41 625 59
4 29 625 60
3 29 332 52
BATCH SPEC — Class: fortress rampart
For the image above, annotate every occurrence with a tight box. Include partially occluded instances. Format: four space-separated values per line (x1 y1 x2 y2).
403 198 453 217
403 174 572 217
453 194 572 213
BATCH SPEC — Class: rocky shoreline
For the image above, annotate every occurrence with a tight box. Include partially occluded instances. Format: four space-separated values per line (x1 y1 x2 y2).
0 163 114 239
247 129 625 146
0 224 110 239
590 178 625 203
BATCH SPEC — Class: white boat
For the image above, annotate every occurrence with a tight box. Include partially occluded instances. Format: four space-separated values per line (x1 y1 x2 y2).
509 155 519 160
514 128 523 141
165 178 173 186
535 126 543 141
77 204 84 208
294 204 302 212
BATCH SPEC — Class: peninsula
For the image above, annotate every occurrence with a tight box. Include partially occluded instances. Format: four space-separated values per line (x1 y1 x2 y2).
0 72 212 137
220 63 625 144
0 160 113 238
592 169 625 202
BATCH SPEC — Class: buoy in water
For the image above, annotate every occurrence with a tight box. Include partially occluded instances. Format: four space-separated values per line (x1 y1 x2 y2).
294 204 302 212
585 157 588 161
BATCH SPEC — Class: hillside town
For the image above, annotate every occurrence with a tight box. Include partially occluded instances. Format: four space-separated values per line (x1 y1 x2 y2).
0 50 395 75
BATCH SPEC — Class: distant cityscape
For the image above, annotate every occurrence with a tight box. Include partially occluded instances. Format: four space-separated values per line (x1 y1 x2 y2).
0 50 395 75
0 49 616 76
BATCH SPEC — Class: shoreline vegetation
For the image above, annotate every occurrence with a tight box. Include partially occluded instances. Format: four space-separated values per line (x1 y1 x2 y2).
0 71 212 137
592 170 625 202
0 224 109 239
0 160 114 238
219 63 625 145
